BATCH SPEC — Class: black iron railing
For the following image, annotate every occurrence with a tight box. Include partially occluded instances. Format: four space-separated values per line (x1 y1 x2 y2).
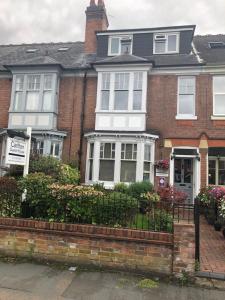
172 203 195 223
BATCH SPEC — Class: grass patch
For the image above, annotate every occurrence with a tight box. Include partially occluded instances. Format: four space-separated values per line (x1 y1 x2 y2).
137 278 159 289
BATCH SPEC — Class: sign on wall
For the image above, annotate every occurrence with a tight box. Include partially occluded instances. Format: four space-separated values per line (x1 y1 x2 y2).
5 137 27 166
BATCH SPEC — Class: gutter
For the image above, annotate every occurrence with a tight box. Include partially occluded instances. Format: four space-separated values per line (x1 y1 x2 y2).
78 71 88 173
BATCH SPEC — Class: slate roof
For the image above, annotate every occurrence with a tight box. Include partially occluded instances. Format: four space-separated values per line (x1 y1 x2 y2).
95 54 149 65
0 42 96 71
0 34 224 72
194 35 225 65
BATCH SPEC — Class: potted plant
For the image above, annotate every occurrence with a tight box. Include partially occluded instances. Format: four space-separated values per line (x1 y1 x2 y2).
214 221 222 231
155 159 170 171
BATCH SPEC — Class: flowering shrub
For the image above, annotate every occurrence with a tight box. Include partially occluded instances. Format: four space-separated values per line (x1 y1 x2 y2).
158 186 188 203
155 159 169 170
219 200 225 219
141 192 160 203
208 186 225 202
197 186 213 206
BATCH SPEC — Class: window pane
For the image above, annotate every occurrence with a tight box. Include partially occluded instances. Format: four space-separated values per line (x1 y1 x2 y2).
179 78 195 94
89 160 93 181
43 91 52 110
26 92 39 110
101 91 110 110
168 34 177 52
208 160 216 185
155 41 166 53
214 77 225 93
89 143 94 159
14 92 23 111
120 161 136 182
54 143 60 157
143 173 150 181
104 143 112 158
178 95 194 115
144 144 151 161
44 75 53 90
15 75 24 91
99 160 115 181
27 75 41 90
144 162 151 172
102 73 110 90
133 90 142 110
125 144 133 159
133 72 143 90
121 42 131 54
114 91 128 110
115 73 129 90
214 95 225 114
110 37 120 54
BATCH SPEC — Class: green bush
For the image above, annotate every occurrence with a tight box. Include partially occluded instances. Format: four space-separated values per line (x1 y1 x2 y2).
18 173 54 219
0 177 22 217
29 155 80 184
127 181 154 199
92 192 138 227
114 182 129 193
48 184 104 223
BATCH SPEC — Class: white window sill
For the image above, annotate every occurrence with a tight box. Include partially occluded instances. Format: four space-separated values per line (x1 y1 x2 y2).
211 115 225 120
175 115 197 120
95 110 147 114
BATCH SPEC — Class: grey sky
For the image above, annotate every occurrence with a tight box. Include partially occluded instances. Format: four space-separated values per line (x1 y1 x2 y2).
0 0 224 45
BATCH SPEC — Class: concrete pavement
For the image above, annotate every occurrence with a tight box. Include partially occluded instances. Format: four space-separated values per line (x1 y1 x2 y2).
0 261 224 300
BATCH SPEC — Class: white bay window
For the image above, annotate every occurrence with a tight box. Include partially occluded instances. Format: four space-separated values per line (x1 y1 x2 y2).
85 133 157 187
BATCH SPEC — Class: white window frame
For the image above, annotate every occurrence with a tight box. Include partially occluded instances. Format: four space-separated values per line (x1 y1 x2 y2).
213 76 225 116
10 73 57 113
85 137 155 187
108 35 133 56
96 69 148 113
153 32 179 54
176 76 197 120
208 157 225 186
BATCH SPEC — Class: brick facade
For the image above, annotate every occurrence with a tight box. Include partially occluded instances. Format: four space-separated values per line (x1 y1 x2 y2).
0 217 195 276
0 78 11 128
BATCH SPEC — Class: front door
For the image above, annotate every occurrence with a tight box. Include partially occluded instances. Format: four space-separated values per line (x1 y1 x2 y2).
174 158 193 203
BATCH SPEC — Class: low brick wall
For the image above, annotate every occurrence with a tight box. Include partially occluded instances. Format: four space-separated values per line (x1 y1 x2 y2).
0 217 195 276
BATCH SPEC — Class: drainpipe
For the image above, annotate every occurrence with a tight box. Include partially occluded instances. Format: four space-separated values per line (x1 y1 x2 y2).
78 70 88 173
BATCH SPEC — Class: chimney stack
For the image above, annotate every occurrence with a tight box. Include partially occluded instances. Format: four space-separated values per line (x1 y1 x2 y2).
85 0 109 54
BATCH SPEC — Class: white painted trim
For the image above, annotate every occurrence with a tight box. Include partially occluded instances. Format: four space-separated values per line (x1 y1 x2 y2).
153 32 180 55
211 116 225 120
212 75 225 116
108 35 133 56
84 132 159 140
176 115 197 120
97 27 195 36
95 65 152 72
177 76 196 117
96 70 149 114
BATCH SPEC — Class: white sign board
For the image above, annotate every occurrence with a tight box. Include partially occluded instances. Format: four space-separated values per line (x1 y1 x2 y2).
5 137 27 166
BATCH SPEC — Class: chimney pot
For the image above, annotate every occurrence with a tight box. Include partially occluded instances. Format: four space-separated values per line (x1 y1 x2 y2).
98 0 104 6
90 0 96 6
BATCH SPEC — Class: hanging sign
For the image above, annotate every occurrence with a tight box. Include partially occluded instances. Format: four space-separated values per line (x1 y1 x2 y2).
5 137 27 166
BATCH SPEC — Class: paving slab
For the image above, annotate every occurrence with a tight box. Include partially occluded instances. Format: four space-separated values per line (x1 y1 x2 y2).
0 262 225 300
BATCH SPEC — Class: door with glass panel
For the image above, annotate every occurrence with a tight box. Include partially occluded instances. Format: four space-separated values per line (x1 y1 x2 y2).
174 158 193 203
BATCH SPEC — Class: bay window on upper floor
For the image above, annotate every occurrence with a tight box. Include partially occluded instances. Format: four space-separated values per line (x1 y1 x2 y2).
9 72 59 130
95 67 149 131
176 76 196 120
213 76 225 116
99 71 145 112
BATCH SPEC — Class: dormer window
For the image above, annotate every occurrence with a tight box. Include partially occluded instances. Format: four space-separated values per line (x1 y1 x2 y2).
154 33 179 54
108 36 132 56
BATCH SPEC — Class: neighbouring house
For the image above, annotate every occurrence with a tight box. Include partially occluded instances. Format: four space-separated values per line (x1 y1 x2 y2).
0 0 225 203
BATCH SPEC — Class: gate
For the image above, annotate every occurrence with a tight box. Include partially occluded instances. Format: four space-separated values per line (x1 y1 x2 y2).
194 198 200 263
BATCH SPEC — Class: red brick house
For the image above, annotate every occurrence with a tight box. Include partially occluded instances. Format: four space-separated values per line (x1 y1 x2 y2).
1 0 225 203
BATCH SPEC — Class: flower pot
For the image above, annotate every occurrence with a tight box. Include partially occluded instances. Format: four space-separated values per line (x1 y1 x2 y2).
214 222 222 231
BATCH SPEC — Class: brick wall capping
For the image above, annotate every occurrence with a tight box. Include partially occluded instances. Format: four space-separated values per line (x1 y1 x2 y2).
173 221 195 227
0 217 173 246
